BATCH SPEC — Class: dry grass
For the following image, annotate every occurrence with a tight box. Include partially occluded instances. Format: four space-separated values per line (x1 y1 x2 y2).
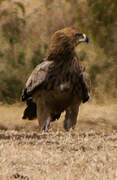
0 102 117 180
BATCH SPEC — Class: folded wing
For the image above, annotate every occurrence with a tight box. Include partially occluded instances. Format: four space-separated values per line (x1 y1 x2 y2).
22 61 53 101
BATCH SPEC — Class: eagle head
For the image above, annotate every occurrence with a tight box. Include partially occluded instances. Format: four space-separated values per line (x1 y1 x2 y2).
47 27 89 61
58 27 89 47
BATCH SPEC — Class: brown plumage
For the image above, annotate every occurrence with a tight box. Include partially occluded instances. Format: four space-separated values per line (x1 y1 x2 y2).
22 27 90 131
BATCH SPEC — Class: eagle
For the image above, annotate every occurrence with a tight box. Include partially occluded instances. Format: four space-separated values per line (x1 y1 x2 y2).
22 27 91 131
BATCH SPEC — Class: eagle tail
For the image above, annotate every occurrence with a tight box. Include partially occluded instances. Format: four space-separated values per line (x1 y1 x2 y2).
22 98 37 120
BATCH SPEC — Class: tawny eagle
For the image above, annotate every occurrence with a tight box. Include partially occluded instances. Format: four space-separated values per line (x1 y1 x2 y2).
22 27 90 131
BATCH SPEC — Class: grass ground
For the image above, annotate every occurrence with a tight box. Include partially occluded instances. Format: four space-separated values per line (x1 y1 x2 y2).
0 102 117 180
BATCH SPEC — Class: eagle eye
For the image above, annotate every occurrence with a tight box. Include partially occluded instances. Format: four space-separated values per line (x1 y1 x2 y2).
75 33 83 37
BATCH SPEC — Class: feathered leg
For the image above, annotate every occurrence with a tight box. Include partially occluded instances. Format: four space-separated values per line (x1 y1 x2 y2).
44 117 51 131
64 103 80 131
36 99 51 131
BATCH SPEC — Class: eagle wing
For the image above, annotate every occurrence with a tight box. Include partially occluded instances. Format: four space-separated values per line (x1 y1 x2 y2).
22 61 53 101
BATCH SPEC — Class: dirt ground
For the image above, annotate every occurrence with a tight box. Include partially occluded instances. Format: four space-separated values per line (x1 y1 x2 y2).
0 102 117 180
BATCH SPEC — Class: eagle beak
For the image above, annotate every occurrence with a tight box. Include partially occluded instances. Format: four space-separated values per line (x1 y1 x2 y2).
82 34 89 43
79 34 89 43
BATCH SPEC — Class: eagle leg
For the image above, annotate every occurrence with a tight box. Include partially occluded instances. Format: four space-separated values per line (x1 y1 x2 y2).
43 116 51 131
37 111 51 132
36 99 52 131
64 103 80 131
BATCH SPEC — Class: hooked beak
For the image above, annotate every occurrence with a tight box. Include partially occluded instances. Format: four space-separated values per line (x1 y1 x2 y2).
83 34 89 43
79 34 89 43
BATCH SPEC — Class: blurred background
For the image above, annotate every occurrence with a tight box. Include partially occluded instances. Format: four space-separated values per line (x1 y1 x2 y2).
0 0 117 104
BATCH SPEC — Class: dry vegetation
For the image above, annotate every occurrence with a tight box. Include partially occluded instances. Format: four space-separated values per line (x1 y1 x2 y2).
0 103 117 180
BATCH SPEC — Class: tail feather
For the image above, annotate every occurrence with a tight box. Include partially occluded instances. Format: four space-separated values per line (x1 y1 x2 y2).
22 98 37 120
